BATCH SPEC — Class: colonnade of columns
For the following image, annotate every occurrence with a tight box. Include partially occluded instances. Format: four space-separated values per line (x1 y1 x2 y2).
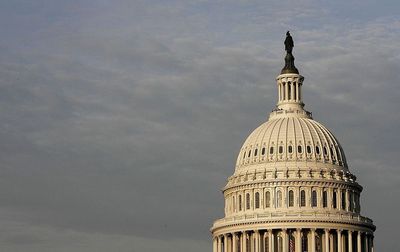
278 80 302 102
213 229 374 252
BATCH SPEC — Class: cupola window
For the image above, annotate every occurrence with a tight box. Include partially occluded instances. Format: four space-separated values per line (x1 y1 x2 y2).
288 146 293 153
248 150 251 158
262 147 266 155
307 145 312 154
254 149 258 156
341 191 346 210
316 146 320 154
288 190 294 207
279 146 283 154
255 192 260 209
270 147 274 154
265 191 271 208
312 190 317 207
323 191 328 208
333 191 337 209
300 190 306 207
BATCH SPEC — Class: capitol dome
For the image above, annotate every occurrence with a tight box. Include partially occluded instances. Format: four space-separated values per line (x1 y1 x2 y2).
236 117 348 173
211 32 375 252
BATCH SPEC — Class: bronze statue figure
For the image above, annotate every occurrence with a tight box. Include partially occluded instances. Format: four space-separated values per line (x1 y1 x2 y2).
284 31 294 54
281 31 299 74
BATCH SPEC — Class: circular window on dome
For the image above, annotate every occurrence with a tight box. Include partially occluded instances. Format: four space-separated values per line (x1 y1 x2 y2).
288 146 293 153
297 145 302 153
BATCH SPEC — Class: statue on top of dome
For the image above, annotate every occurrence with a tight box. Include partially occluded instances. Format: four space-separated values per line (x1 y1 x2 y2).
284 31 294 54
281 31 299 74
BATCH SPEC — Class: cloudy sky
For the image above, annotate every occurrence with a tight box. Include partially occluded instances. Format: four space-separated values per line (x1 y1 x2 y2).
0 0 399 251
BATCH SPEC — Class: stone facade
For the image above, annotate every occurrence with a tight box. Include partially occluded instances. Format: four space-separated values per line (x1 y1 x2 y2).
210 40 375 252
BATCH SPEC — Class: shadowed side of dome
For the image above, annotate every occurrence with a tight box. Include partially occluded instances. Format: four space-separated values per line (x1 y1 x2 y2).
235 117 347 172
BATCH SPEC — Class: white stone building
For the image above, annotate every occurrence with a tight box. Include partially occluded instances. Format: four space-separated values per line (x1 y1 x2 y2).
210 32 376 252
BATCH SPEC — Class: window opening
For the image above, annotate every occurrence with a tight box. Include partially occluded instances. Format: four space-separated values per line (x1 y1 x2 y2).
300 190 306 207
255 192 260 209
289 190 294 207
312 190 318 207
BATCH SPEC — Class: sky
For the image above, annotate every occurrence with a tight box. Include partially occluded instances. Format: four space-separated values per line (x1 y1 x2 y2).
0 0 399 251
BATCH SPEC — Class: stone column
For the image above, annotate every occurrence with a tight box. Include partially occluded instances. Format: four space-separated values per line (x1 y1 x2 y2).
337 230 342 252
364 233 369 252
357 232 361 252
217 236 222 252
371 235 374 252
224 234 228 252
243 231 247 252
232 233 237 252
348 231 353 252
213 237 217 252
282 229 288 252
255 230 260 252
285 81 289 101
296 229 302 252
268 230 273 252
310 229 316 252
324 229 330 252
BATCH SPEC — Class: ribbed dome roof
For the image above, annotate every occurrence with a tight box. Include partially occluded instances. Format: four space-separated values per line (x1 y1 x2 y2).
235 117 347 173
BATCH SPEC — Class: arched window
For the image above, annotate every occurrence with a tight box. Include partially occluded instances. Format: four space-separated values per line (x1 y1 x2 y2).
307 145 312 154
239 195 242 211
323 191 328 208
300 190 306 207
270 147 274 154
265 191 271 208
255 192 260 209
288 146 293 153
288 82 291 100
279 146 283 154
333 191 337 209
243 151 246 159
248 150 251 158
277 191 282 208
254 149 258 156
316 146 320 154
349 192 354 212
341 191 346 210
232 196 236 212
289 232 296 252
246 193 251 210
323 146 328 156
312 190 318 207
289 190 294 207
262 147 266 155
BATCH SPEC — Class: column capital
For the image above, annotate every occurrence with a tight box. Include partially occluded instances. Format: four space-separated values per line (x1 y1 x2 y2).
268 229 273 235
254 229 260 234
296 228 302 232
324 228 330 233
348 230 353 234
310 228 316 232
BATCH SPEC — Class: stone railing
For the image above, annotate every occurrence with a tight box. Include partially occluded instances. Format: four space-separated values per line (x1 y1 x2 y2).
212 211 374 229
